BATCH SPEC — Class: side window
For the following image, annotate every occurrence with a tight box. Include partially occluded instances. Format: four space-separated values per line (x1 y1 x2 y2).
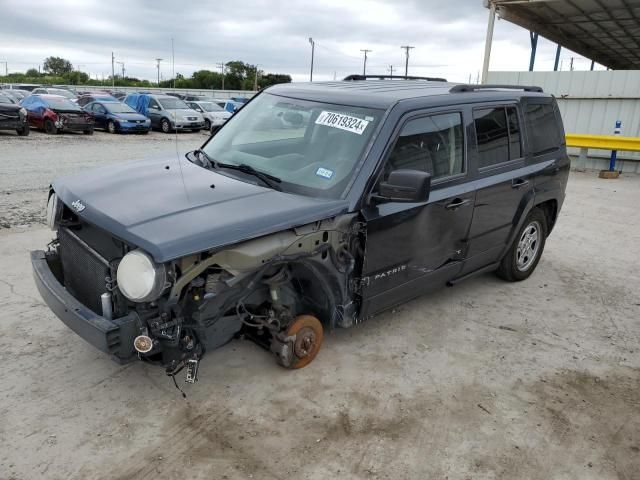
525 102 561 156
96 104 106 114
385 112 464 182
148 99 160 110
474 108 508 168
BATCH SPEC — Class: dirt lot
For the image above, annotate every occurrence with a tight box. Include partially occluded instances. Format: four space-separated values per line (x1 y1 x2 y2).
0 130 639 480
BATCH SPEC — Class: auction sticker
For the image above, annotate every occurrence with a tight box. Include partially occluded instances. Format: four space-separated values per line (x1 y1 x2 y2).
315 111 370 135
316 167 334 179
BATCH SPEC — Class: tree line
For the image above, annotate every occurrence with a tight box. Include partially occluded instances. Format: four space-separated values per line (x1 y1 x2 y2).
0 56 292 90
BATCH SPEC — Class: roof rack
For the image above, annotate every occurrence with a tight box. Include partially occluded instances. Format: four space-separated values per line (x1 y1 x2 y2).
449 84 543 93
343 74 448 82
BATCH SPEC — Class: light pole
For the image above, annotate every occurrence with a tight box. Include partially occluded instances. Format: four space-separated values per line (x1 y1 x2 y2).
116 61 125 79
400 45 414 77
155 58 163 86
308 37 315 82
0 61 7 76
360 49 372 75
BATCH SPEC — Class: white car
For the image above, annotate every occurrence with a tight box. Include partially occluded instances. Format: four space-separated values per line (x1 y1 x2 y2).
186 100 232 133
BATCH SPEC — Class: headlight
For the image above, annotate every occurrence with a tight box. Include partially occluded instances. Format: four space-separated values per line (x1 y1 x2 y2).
46 193 62 231
117 250 166 302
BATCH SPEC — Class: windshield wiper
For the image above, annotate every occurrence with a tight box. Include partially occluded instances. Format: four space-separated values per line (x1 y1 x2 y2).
188 150 282 191
215 162 282 191
187 149 214 168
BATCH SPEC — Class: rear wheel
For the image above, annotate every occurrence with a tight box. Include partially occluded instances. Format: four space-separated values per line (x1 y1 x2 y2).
107 120 117 134
204 119 211 130
496 208 547 282
44 119 58 134
83 126 94 135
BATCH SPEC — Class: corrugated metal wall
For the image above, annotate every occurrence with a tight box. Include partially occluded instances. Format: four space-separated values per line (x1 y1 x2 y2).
487 71 640 165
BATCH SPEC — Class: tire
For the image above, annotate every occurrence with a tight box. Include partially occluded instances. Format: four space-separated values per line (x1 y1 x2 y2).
161 118 172 133
17 125 29 136
83 127 94 135
44 119 58 135
107 120 117 134
204 119 211 131
496 208 547 282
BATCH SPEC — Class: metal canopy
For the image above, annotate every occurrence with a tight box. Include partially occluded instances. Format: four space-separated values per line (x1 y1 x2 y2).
491 0 640 70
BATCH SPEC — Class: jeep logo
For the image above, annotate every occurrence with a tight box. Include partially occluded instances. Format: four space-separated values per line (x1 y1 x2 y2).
71 200 86 213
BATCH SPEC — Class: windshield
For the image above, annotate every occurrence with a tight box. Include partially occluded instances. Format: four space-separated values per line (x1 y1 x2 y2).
44 97 81 111
0 95 14 104
105 103 137 114
199 102 223 112
158 97 189 110
202 92 382 199
50 89 76 99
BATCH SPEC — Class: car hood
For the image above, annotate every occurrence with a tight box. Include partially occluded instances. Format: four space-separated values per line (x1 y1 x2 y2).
169 108 203 118
112 112 148 121
52 156 349 262
0 104 21 114
203 111 232 120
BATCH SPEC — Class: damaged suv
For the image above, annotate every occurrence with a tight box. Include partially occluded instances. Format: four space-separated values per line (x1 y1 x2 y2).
31 77 569 384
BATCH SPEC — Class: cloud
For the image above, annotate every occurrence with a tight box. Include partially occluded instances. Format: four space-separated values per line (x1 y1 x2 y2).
0 0 600 83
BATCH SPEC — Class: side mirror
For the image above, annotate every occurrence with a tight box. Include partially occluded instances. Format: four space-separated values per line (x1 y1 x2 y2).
375 169 431 203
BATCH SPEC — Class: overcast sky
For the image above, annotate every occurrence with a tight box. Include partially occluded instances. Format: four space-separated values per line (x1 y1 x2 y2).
0 0 600 83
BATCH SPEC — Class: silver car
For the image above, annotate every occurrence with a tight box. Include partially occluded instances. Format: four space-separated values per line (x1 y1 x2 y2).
147 95 205 133
186 100 232 133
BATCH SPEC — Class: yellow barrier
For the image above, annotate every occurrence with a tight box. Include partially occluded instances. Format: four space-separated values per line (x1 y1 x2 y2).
565 134 640 152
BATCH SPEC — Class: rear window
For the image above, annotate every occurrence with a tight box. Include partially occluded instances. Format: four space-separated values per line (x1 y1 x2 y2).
525 102 562 156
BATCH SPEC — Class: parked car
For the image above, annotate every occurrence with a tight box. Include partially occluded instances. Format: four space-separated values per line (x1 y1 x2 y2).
212 98 244 114
1 89 31 102
31 79 569 384
125 93 205 133
32 87 77 102
77 93 118 107
21 94 94 134
186 100 232 133
83 101 151 134
112 92 128 101
0 94 29 136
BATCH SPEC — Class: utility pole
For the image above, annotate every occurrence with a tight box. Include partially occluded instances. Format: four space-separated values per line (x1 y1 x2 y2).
155 58 163 86
0 61 7 76
360 49 372 75
111 52 115 87
217 62 225 90
400 45 414 77
388 65 394 76
308 37 315 82
116 61 125 79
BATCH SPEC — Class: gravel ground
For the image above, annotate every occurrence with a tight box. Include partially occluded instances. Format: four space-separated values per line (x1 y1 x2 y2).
0 129 208 228
0 131 639 480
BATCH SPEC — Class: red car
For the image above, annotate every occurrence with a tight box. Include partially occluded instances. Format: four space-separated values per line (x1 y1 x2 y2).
20 94 94 135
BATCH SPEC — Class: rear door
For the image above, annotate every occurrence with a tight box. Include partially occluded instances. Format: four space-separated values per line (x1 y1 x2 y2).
147 98 162 127
360 108 476 317
462 103 534 274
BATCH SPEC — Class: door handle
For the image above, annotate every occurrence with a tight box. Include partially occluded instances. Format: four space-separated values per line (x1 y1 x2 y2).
512 179 530 189
445 198 471 210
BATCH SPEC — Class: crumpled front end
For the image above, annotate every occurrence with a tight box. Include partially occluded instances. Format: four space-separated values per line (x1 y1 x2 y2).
33 193 364 382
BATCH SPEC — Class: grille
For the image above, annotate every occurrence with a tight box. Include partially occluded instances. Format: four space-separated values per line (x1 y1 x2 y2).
58 227 111 315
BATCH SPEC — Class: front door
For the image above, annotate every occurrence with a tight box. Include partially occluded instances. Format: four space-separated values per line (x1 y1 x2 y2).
147 98 162 128
360 110 475 318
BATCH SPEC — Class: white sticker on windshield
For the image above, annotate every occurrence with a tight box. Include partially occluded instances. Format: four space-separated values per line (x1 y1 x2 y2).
316 167 334 179
315 111 370 135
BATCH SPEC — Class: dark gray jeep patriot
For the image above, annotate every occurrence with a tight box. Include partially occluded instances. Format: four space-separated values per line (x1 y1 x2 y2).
31 76 569 384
